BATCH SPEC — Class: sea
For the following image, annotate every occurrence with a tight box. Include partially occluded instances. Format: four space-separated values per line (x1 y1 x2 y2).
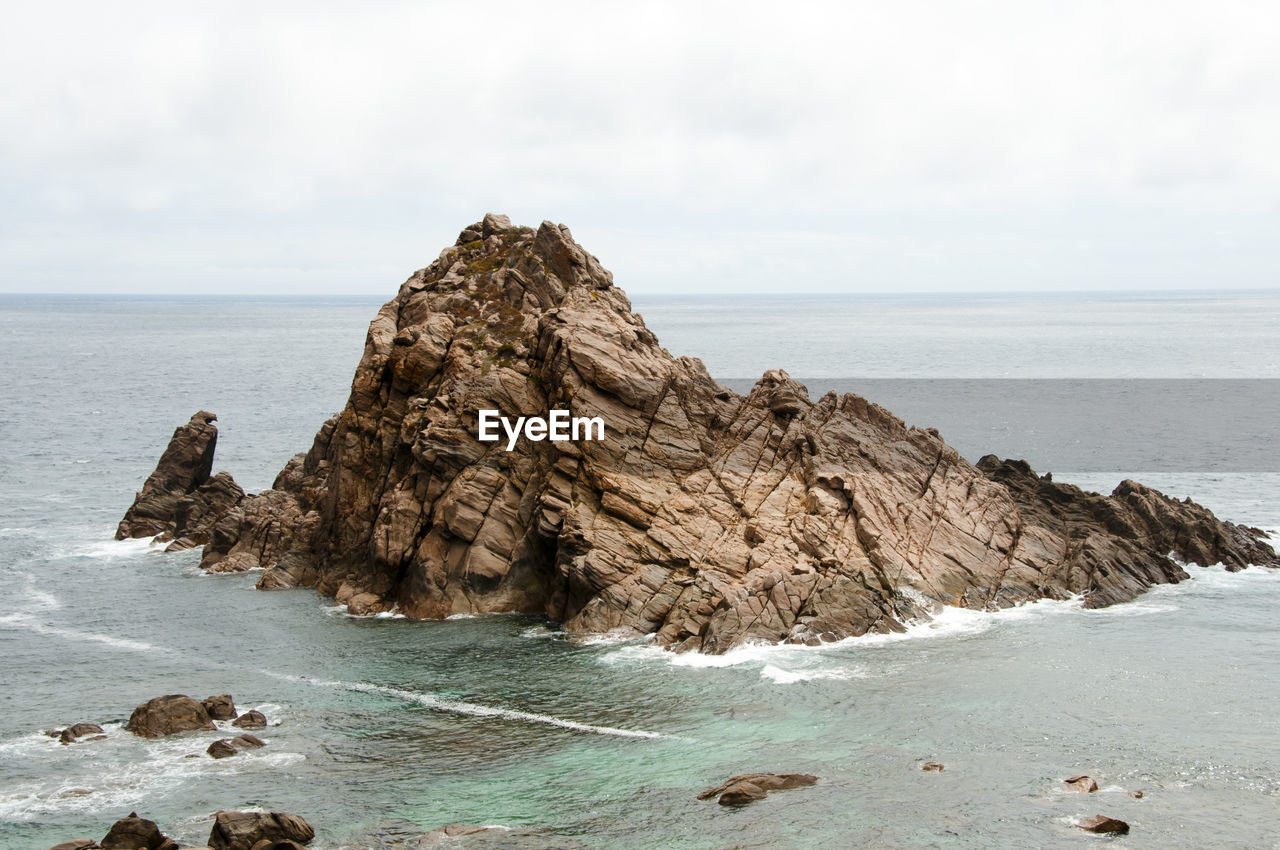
0 290 1278 849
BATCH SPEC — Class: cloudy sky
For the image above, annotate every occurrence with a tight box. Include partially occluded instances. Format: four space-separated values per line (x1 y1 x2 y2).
2 1 1277 294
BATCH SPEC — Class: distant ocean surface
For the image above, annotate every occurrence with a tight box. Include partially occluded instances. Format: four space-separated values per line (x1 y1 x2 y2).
1 291 1278 849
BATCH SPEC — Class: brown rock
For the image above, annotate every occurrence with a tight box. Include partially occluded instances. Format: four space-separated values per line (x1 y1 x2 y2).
117 412 229 540
1129 789 1144 799
206 739 238 759
249 841 308 850
58 723 104 743
231 710 267 729
124 695 215 738
1065 774 1099 792
920 762 945 772
130 217 1275 652
207 811 314 850
1075 815 1130 834
698 772 818 805
201 694 237 720
100 813 174 850
231 733 265 748
48 841 100 850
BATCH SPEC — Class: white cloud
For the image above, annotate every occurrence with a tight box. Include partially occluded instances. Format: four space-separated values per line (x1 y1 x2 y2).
1 0 1277 292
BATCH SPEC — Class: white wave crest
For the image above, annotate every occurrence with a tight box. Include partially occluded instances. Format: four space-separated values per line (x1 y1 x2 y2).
258 670 671 740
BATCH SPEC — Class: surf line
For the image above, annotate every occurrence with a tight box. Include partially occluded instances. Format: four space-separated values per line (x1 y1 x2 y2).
262 671 674 740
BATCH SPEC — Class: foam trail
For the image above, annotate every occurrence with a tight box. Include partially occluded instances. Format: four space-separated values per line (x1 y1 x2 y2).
261 670 671 740
0 613 165 654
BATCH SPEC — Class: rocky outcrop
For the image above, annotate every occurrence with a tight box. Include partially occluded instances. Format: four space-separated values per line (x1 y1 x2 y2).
99 814 178 850
126 216 1279 653
125 695 216 738
207 812 314 850
232 710 267 729
117 411 245 547
697 772 818 805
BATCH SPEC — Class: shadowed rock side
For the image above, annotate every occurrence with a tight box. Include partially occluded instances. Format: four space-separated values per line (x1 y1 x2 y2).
142 214 1274 653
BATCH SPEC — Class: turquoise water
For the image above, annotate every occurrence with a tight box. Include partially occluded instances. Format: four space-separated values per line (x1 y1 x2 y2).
1 293 1277 849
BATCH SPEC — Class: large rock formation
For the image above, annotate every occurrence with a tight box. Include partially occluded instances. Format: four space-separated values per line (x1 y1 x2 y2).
117 411 244 548
126 215 1278 653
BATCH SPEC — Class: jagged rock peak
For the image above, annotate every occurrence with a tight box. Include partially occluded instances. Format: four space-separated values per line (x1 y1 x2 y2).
126 217 1279 654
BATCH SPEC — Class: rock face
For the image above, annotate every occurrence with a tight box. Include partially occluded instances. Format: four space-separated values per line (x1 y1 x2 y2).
125 695 216 738
207 811 314 850
57 722 104 743
117 411 244 546
128 216 1279 653
232 710 267 729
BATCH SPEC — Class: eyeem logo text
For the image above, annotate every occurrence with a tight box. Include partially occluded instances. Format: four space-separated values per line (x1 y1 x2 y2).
478 409 605 451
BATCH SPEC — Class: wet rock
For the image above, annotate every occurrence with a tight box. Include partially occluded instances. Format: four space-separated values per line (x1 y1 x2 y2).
1075 815 1130 834
165 472 246 551
1064 774 1099 792
201 694 237 720
231 710 267 729
125 695 215 738
1129 789 1144 799
206 739 238 759
117 412 232 540
207 734 265 758
207 811 314 850
58 723 104 743
920 762 945 772
697 773 818 806
48 840 99 850
249 841 308 850
126 217 1276 652
100 813 178 850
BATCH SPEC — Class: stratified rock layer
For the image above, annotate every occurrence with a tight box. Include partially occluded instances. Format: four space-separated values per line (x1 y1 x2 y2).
147 215 1275 653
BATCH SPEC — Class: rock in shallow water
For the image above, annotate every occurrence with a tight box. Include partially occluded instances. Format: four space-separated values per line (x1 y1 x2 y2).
1075 815 1130 834
207 811 314 850
99 813 178 850
125 695 215 738
125 216 1280 653
231 709 267 729
697 772 819 805
1064 774 1099 792
57 722 104 743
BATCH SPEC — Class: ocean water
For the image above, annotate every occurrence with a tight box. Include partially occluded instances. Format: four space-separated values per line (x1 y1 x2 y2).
0 291 1278 850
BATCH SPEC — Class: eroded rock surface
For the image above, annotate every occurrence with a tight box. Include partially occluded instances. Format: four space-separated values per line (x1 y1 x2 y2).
128 216 1279 653
207 811 314 850
124 695 215 738
117 411 244 546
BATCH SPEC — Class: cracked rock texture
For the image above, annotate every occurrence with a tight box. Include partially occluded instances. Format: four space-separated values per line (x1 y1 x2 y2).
127 215 1279 653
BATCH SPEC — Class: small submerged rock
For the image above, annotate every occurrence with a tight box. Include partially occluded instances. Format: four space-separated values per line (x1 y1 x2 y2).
207 734 266 759
920 762 945 772
1074 815 1130 834
47 840 99 850
697 773 818 806
1065 774 1099 793
56 723 105 744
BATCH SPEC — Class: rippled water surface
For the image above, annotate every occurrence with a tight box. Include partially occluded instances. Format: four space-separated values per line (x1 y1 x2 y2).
1 293 1278 849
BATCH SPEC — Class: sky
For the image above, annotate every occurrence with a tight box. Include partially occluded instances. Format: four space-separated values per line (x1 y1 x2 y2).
1 1 1278 295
